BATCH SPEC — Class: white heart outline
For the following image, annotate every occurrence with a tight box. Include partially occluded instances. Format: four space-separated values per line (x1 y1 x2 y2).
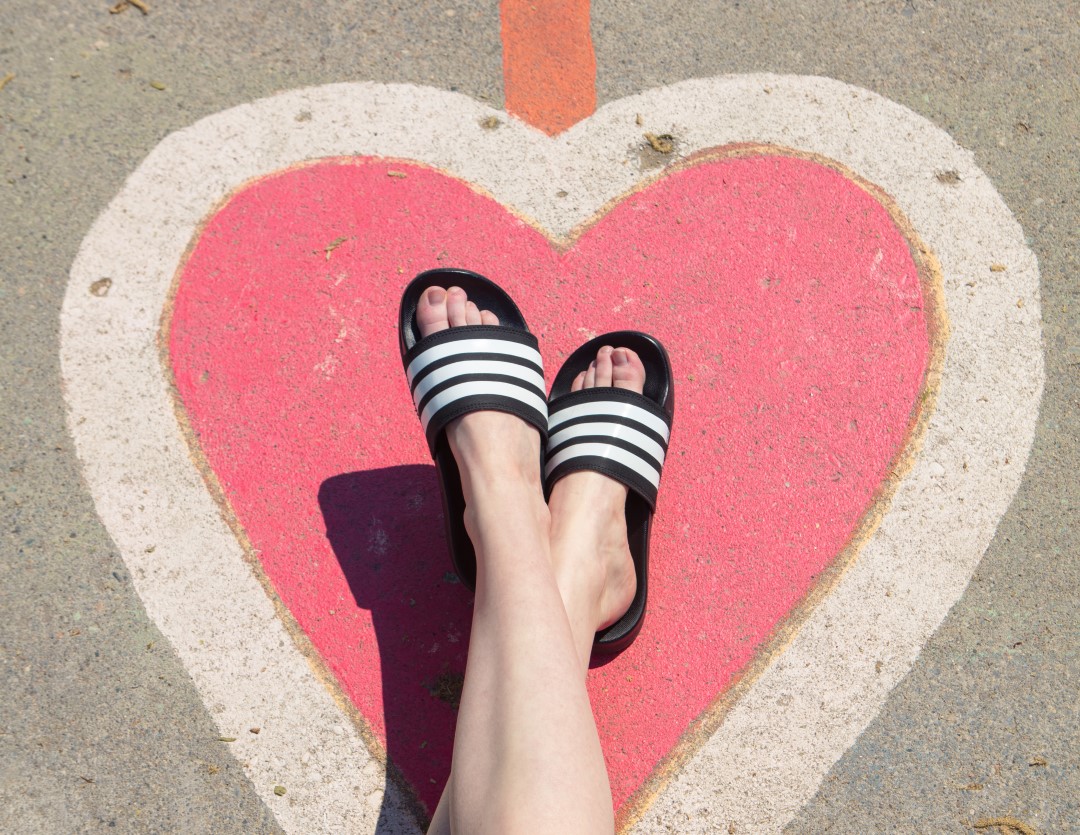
60 75 1043 834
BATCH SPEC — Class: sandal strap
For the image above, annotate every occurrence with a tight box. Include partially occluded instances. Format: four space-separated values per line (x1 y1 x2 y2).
545 388 672 508
404 325 548 456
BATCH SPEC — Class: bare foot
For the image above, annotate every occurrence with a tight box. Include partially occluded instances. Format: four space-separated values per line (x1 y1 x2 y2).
415 285 548 543
548 344 646 667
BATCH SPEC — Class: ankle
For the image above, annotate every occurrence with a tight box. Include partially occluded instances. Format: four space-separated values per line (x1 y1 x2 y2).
463 482 550 544
552 541 606 617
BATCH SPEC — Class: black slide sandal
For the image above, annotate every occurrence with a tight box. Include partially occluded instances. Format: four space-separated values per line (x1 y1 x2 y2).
399 268 548 591
544 331 675 655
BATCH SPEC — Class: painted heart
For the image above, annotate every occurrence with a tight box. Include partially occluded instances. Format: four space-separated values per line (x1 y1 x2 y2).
63 78 1041 832
168 150 935 815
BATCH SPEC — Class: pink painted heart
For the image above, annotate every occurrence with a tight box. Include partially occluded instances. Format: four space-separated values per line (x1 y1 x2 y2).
168 152 934 818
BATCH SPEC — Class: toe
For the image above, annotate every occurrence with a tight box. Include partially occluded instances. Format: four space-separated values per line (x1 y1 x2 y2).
465 300 482 326
416 286 449 338
480 309 500 326
611 347 645 394
583 360 597 389
446 286 469 327
594 346 614 387
571 370 586 392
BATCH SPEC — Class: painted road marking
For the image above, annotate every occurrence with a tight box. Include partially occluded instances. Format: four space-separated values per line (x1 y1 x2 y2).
501 0 596 135
167 150 939 821
61 77 1043 834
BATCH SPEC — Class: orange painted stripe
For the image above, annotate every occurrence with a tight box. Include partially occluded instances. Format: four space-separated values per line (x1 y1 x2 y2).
501 0 596 135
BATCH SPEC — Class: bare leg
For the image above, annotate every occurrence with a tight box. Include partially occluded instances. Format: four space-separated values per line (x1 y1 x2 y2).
418 286 615 835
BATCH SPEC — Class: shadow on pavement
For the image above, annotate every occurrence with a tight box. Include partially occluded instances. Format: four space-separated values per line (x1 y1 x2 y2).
320 465 473 833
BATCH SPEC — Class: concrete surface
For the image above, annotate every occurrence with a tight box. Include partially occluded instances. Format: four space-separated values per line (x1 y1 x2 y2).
1 1 1076 832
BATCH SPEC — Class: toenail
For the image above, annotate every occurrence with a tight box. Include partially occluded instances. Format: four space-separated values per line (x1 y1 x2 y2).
612 348 628 366
427 287 446 304
599 345 614 356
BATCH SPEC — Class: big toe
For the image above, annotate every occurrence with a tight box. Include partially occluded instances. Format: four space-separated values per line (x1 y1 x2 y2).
611 347 645 394
416 286 450 338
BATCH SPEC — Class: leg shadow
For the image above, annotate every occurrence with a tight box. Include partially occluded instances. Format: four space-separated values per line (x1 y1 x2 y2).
319 466 472 833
